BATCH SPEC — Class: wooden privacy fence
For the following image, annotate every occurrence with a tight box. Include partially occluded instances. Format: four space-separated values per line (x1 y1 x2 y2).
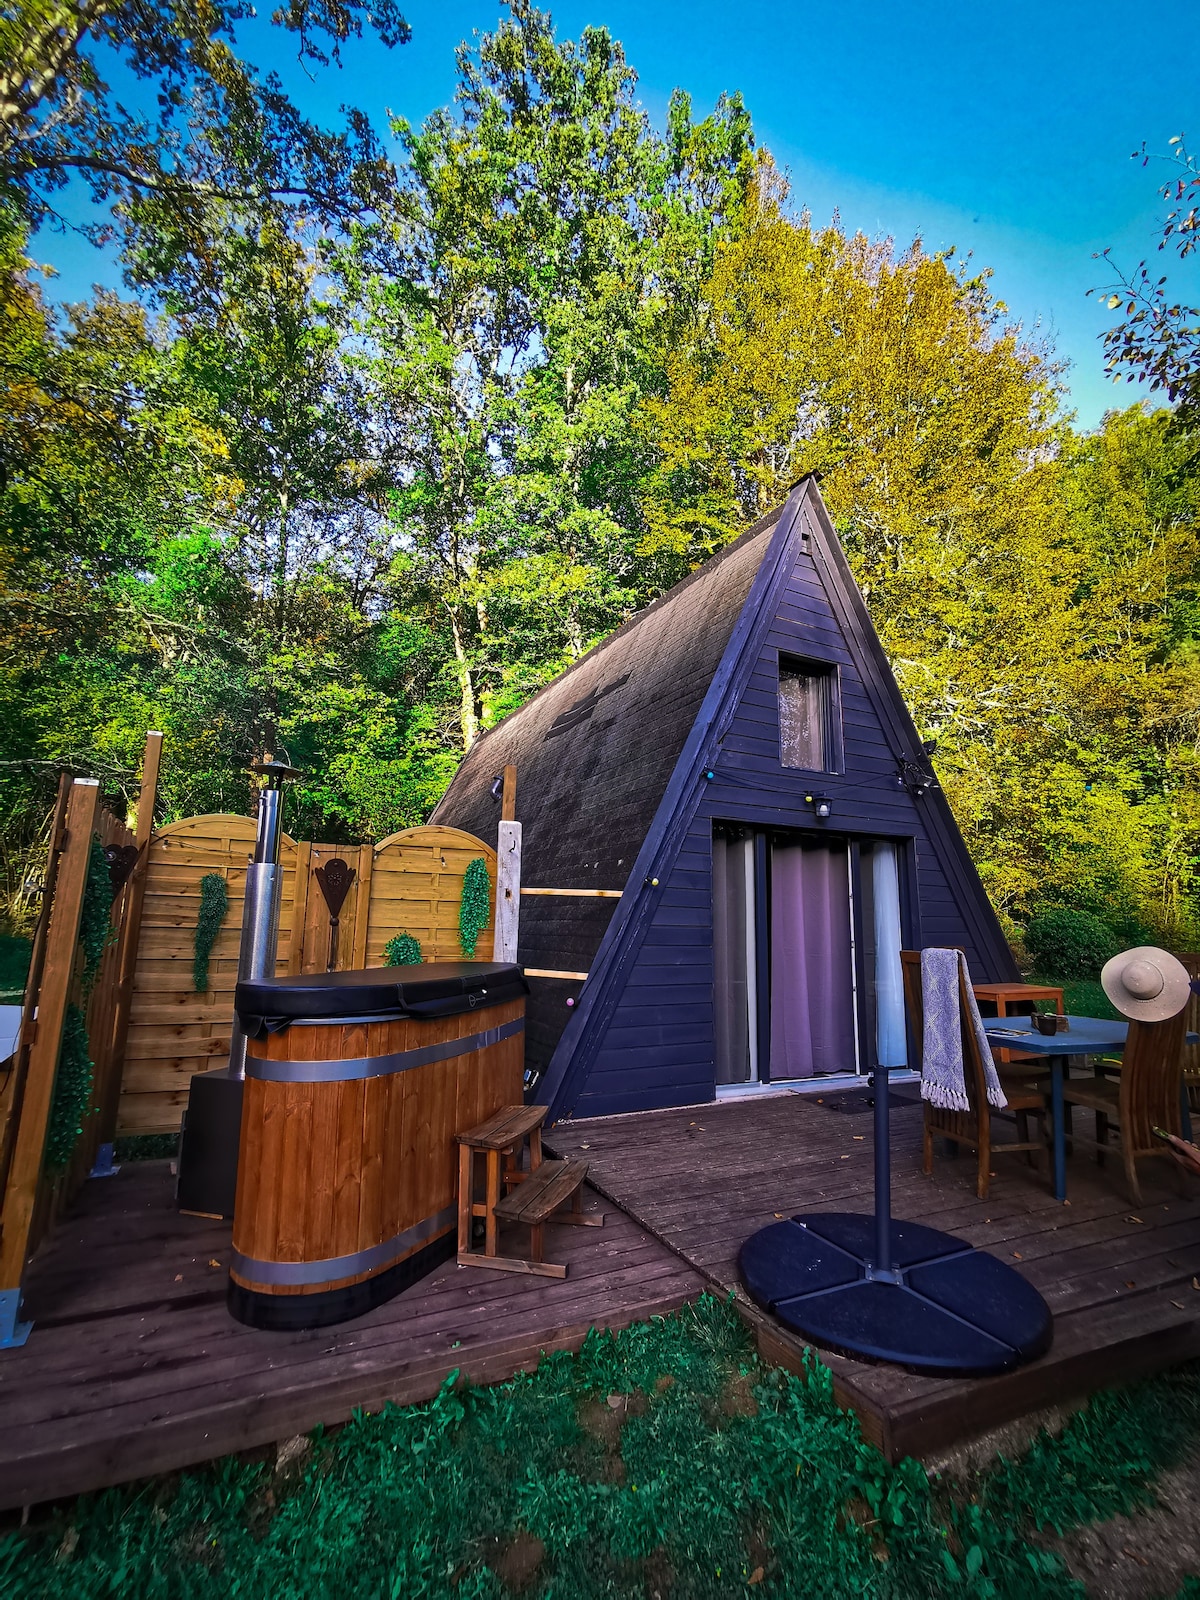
0 776 139 1336
119 819 497 1135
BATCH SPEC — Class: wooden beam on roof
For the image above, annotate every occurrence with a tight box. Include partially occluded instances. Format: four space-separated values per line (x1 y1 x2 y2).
520 888 622 899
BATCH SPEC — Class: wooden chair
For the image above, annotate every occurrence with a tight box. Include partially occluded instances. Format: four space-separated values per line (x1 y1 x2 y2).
901 950 1049 1200
1060 1012 1189 1204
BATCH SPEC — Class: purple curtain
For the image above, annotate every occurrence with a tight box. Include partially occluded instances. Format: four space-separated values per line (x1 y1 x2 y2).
770 840 856 1077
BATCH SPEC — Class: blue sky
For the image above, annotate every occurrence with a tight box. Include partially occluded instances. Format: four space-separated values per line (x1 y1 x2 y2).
41 0 1199 429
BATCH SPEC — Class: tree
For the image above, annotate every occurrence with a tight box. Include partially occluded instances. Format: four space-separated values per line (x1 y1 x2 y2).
0 0 408 236
1094 137 1200 419
637 182 1200 942
350 0 756 750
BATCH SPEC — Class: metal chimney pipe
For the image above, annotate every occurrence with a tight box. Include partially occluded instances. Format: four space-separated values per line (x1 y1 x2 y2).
227 768 297 1080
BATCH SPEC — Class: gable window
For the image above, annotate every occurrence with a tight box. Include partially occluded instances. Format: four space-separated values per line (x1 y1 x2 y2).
779 656 840 772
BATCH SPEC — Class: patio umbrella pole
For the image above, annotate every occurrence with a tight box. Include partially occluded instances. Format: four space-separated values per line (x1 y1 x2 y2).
869 1066 898 1282
738 1062 1053 1377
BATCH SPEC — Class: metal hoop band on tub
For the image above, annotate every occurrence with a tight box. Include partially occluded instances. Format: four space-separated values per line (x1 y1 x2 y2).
244 1017 525 1084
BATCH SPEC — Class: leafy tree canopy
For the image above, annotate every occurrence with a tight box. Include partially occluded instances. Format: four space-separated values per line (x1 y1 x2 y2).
0 0 408 236
1095 137 1200 420
0 3 1197 955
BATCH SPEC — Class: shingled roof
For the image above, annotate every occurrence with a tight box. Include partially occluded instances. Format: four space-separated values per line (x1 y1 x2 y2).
434 478 1017 1113
430 509 782 1074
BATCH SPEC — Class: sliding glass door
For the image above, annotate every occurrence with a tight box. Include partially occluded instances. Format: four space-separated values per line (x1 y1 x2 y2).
712 824 910 1086
712 829 758 1084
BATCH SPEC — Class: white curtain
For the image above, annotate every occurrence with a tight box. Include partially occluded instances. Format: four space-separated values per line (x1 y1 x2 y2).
872 843 908 1068
779 666 828 770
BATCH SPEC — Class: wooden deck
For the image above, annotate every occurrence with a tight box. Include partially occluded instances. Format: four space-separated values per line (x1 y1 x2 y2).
550 1088 1200 1462
0 1162 703 1511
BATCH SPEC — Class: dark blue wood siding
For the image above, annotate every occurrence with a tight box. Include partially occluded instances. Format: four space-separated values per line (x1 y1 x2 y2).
568 537 1004 1118
573 814 716 1116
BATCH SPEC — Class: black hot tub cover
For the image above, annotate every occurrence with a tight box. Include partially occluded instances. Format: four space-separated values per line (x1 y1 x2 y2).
235 962 529 1036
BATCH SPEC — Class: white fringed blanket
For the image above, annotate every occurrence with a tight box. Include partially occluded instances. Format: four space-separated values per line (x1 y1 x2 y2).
919 947 1007 1112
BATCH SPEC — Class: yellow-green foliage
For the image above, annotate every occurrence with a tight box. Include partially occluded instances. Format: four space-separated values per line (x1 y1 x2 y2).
641 176 1200 943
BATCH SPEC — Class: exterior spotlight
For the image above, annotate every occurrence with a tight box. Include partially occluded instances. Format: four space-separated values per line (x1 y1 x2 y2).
896 754 936 798
806 793 834 820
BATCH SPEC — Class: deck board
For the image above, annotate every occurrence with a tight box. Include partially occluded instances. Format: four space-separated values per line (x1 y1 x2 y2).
0 1163 704 1509
550 1092 1200 1460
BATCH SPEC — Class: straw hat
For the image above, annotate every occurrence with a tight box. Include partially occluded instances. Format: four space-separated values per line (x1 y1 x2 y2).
1101 946 1192 1022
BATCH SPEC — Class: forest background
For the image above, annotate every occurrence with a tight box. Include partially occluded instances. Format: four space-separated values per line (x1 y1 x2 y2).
2 0 1199 957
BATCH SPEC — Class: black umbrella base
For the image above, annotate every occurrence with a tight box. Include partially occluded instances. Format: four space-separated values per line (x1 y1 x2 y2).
739 1212 1052 1377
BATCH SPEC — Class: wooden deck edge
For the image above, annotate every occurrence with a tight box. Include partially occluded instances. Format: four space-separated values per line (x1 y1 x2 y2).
744 1299 1200 1466
566 1163 902 1452
883 1309 1200 1465
729 1297 890 1454
569 1165 1200 1468
0 1288 701 1513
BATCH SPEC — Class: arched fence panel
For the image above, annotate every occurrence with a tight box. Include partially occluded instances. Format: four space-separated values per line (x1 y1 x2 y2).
117 820 496 1135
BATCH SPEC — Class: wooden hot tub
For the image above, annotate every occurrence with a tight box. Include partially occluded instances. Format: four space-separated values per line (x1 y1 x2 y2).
228 962 528 1330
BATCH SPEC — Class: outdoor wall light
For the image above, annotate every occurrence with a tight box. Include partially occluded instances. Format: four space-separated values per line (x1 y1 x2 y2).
805 793 834 819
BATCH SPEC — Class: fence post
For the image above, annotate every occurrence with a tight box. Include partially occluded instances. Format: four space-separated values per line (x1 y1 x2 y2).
351 844 374 968
0 774 72 1208
495 823 522 964
0 778 101 1347
92 732 162 1170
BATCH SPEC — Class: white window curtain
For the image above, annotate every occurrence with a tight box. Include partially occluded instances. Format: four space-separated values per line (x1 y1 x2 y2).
779 666 828 770
872 842 908 1068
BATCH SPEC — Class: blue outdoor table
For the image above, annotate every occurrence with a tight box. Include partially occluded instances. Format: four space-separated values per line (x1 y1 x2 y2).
981 1015 1197 1202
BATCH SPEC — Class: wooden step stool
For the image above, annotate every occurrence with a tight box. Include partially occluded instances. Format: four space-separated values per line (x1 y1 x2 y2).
456 1104 603 1277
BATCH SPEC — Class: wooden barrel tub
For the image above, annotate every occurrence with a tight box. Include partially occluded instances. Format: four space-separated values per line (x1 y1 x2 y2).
228 963 528 1330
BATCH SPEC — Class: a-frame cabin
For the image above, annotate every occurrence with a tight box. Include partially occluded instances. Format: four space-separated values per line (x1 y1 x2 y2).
432 478 1018 1122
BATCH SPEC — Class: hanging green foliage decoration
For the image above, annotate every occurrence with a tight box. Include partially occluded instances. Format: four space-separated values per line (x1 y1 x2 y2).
384 932 422 966
79 838 115 995
458 857 491 957
193 873 229 992
45 1003 94 1172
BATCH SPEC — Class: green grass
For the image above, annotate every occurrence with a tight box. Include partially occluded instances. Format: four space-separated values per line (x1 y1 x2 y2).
5 1295 1200 1600
0 935 31 1004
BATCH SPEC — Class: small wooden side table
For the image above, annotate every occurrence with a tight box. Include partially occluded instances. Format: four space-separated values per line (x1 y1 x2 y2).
973 981 1064 1066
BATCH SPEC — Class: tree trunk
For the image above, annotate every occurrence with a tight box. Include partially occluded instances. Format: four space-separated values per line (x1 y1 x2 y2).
447 606 479 750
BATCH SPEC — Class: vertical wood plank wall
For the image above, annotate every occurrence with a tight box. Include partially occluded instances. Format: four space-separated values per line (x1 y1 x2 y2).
117 822 497 1135
568 525 1003 1119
